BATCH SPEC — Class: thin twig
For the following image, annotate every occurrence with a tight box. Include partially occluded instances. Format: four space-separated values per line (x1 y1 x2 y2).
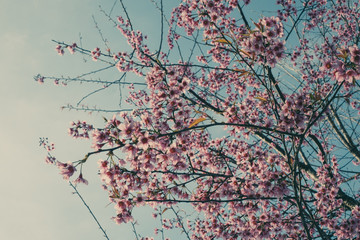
130 221 140 240
69 182 110 240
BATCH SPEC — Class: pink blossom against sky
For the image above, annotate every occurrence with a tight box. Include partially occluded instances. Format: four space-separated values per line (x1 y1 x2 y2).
0 0 280 239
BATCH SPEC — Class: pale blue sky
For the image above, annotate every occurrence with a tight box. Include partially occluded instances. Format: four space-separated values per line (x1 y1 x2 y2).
0 0 279 239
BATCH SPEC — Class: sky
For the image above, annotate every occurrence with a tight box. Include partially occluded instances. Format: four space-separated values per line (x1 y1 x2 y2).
0 0 279 239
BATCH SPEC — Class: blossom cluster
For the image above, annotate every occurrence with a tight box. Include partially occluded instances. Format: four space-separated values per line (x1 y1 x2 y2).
68 120 94 139
91 47 101 61
41 0 360 239
241 17 285 67
55 43 77 56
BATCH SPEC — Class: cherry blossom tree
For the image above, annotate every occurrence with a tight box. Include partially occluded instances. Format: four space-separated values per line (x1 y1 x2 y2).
38 0 360 239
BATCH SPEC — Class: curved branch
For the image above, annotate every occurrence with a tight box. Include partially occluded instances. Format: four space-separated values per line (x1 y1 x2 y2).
158 122 302 138
255 132 360 210
327 105 360 163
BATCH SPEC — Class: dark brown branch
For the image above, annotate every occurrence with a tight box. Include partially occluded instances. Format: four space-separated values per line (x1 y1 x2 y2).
158 122 302 138
327 105 360 163
187 89 224 113
267 66 286 103
285 0 310 41
236 3 250 30
145 196 290 203
81 145 124 162
255 132 360 210
308 134 327 159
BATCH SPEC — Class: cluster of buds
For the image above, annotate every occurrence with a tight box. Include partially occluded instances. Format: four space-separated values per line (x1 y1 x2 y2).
91 47 101 61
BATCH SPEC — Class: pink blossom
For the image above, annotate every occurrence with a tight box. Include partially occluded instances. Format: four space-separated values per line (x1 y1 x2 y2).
37 76 44 84
56 161 76 180
45 156 56 164
91 47 101 61
55 45 64 55
40 1 360 239
349 45 360 64
73 173 88 185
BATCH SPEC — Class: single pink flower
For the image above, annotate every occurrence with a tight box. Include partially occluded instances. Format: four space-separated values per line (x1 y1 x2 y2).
73 173 88 185
37 76 44 84
57 161 76 180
